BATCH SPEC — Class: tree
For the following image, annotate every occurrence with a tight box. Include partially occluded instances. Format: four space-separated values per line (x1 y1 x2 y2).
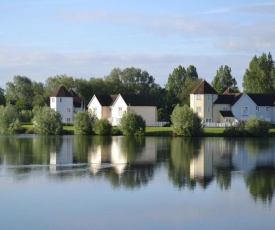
33 106 63 135
0 104 21 134
243 52 275 93
171 104 203 136
5 75 34 110
0 87 6 106
211 65 239 94
74 111 97 135
245 116 271 137
119 109 146 136
104 68 124 93
93 119 112 135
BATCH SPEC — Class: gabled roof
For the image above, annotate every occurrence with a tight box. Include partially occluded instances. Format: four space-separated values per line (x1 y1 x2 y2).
120 94 156 106
191 80 218 94
51 85 72 97
214 93 242 105
247 94 275 106
69 88 79 97
95 94 118 106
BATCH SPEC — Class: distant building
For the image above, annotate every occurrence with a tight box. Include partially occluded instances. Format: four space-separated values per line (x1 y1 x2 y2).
50 85 85 124
190 80 275 125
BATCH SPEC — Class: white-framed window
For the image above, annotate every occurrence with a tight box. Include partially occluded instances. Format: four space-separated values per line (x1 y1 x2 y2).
207 107 210 113
256 106 259 112
51 98 55 102
60 98 62 102
196 106 201 113
93 107 97 114
207 95 210 100
67 118 70 123
223 106 228 111
266 106 270 111
67 108 70 112
241 106 248 116
196 95 201 100
226 118 231 123
118 107 122 116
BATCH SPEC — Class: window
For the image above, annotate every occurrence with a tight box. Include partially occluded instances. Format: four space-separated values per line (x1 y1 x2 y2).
67 118 70 123
118 107 122 116
205 118 211 123
196 95 201 100
226 118 230 123
241 106 248 116
196 106 201 113
256 106 259 112
60 98 62 102
207 107 210 113
67 108 70 112
93 107 97 114
51 98 55 102
207 95 210 100
266 106 270 111
223 106 228 111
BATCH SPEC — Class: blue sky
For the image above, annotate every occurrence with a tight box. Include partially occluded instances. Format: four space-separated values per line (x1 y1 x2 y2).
1 0 275 90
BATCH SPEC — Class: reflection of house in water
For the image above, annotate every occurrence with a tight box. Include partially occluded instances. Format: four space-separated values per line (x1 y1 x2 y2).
88 136 156 174
190 146 214 188
50 137 74 172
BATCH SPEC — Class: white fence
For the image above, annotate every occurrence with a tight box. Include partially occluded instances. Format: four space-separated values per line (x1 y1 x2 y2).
203 122 238 128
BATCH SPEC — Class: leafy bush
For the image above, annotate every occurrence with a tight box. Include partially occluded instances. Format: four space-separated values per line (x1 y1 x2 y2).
93 119 112 135
171 104 203 136
74 111 97 135
32 106 63 135
245 116 271 137
223 125 247 137
0 104 21 134
19 110 33 123
119 109 146 136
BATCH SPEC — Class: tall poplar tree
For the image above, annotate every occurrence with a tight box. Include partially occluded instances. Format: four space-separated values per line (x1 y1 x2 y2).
242 52 275 93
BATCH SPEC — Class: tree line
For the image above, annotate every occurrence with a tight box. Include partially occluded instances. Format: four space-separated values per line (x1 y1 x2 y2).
0 52 274 125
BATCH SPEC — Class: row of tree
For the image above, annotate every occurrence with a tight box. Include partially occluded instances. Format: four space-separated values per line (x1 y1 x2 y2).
0 52 274 122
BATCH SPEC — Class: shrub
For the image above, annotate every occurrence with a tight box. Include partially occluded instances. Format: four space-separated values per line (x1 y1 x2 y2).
33 106 63 135
171 104 203 136
19 110 34 123
119 109 146 136
0 104 21 134
245 116 271 137
93 119 112 135
74 111 97 135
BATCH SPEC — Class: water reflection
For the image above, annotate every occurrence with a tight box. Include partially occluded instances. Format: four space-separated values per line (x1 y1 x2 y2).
1 135 275 203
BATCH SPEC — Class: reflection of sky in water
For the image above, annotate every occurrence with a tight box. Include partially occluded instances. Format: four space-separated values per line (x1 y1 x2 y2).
0 136 275 230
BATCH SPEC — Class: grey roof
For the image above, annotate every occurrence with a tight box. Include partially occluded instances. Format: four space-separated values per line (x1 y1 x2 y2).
220 111 234 117
51 85 72 97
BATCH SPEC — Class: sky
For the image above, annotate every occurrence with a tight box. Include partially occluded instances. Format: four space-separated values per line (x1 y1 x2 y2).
1 0 275 90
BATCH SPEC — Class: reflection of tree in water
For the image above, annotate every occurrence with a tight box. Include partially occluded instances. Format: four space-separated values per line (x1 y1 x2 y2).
245 138 274 157
103 165 154 189
215 154 234 190
245 166 275 204
168 138 202 190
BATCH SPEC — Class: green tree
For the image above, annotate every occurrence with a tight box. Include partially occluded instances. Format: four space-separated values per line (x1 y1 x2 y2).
33 106 63 135
93 119 112 135
243 52 275 93
5 75 34 110
0 104 21 134
0 87 6 105
171 104 203 136
74 111 97 135
211 65 239 94
119 109 146 136
104 68 124 93
245 116 271 137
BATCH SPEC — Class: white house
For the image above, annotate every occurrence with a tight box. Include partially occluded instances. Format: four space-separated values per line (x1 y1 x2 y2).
190 80 275 125
87 93 157 126
50 85 85 124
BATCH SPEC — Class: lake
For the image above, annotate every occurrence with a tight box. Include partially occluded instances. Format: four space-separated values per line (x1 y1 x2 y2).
0 135 275 230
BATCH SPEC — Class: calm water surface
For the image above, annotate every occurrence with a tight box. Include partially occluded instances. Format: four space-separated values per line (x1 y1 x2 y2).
0 135 275 230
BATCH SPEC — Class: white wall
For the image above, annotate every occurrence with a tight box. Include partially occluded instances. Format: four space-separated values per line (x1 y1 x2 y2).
51 96 73 124
111 95 127 126
232 94 256 122
87 96 103 119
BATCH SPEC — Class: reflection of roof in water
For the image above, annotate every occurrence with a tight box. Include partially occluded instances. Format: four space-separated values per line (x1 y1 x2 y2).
114 163 127 174
192 176 214 189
